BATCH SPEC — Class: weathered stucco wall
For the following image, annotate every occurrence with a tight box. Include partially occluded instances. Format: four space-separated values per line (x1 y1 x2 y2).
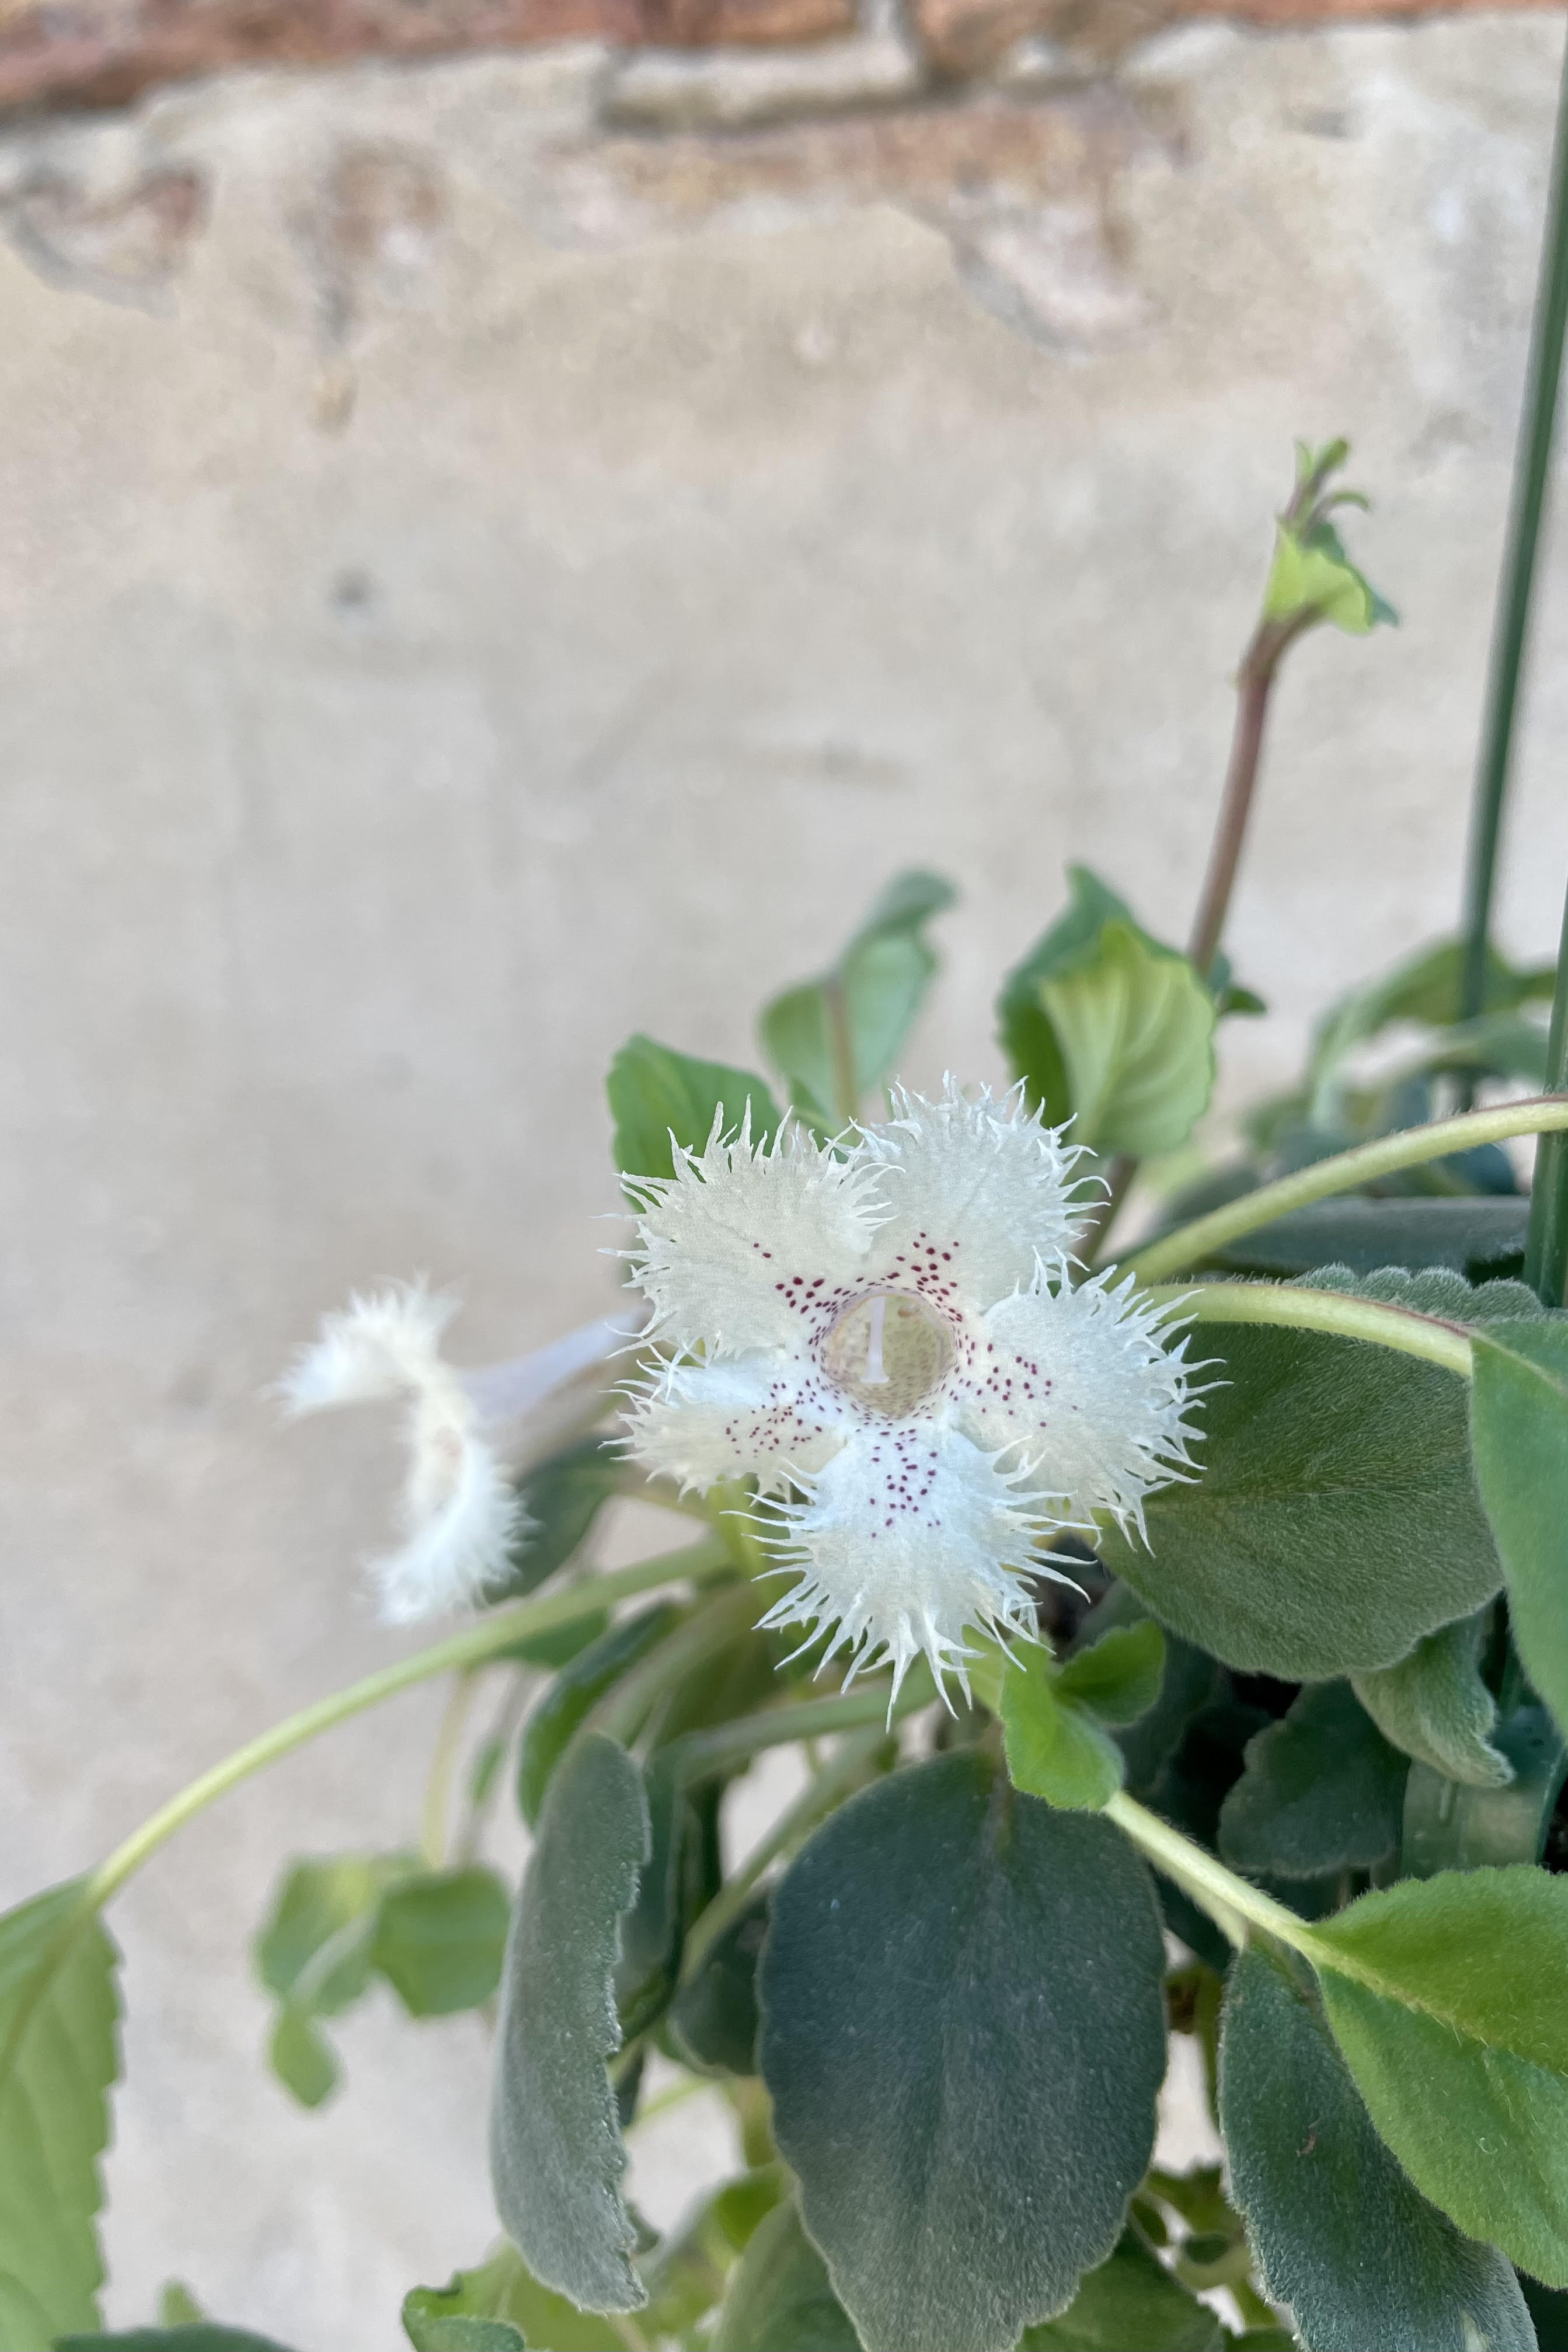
2 9 1566 2340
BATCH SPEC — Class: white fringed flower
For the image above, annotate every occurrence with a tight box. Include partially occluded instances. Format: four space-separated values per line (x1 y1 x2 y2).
621 1081 1200 1701
281 1284 628 1623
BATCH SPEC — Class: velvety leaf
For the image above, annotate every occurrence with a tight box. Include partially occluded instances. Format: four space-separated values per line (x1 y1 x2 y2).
1218 1683 1407 1880
1471 1318 1568 1737
402 2243 625 2352
515 1605 680 1828
668 1891 768 2075
711 2198 862 2352
372 1867 511 2017
490 1436 623 1608
1018 2230 1221 2350
1312 1867 1568 2283
1001 1643 1124 1811
759 1753 1166 2352
607 1034 782 1184
1221 1943 1531 2351
640 2169 785 2339
0 1880 120 2350
1401 1706 1566 1876
1056 1622 1166 1726
1205 1197 1529 1281
613 1751 715 2042
1102 1298 1503 1680
57 2333 303 2351
1353 1614 1512 1788
759 869 956 1120
490 1734 650 2313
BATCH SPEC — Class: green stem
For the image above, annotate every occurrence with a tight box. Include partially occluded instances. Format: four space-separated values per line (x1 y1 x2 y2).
1153 1279 1475 1379
1459 29 1568 1028
83 1536 732 1912
678 1727 890 1984
1105 1793 1315 1956
822 973 859 1127
420 1670 482 1869
1125 1095 1568 1284
1527 886 1568 1304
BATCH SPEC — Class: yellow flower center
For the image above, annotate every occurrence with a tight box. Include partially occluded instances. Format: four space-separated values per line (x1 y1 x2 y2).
820 1290 954 1419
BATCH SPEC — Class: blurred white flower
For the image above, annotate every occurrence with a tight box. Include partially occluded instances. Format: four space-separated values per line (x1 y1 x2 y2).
621 1081 1199 1701
281 1284 629 1623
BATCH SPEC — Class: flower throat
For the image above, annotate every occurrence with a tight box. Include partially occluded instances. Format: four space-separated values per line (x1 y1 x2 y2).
820 1290 954 1419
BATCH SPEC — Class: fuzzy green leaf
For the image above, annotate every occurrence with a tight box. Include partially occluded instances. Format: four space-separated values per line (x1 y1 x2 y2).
1057 1622 1166 1726
668 1891 768 2076
1221 1944 1531 2351
1018 2230 1221 2350
1001 1644 1124 1812
1470 1317 1568 1737
490 1734 650 2314
607 1035 782 1184
0 1881 120 2350
1102 1295 1504 1681
402 2241 625 2351
372 1867 511 2018
712 2198 861 2352
1204 1196 1530 1282
1312 1867 1568 2284
1353 1614 1513 1788
759 1753 1166 2352
759 869 956 1121
1218 1683 1407 1880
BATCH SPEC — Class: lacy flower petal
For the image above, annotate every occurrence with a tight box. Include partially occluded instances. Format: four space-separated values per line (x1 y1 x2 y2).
623 1351 852 1496
856 1079 1094 1312
960 1266 1200 1532
626 1109 886 1357
757 1422 1046 1701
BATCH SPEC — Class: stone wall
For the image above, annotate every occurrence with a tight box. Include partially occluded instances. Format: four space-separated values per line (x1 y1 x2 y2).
2 4 1567 2345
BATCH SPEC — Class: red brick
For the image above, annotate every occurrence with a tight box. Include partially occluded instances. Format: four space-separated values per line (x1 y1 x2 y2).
912 0 1558 75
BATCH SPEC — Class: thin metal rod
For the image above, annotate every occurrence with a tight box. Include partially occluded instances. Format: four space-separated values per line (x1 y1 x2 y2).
1459 25 1568 1025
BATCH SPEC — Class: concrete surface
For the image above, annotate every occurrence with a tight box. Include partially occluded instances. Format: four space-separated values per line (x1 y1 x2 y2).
1 11 1566 2339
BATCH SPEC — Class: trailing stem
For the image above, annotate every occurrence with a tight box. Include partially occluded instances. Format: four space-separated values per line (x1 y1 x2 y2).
1459 27 1568 1032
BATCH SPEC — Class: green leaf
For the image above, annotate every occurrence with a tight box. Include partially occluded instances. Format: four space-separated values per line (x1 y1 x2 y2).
1218 1682 1407 1880
1018 2230 1221 2350
0 1880 120 2350
1263 517 1394 635
1401 1706 1566 1876
1471 1316 1568 1736
613 1750 715 2041
57 2332 304 2351
759 1752 1167 2352
490 1733 650 2314
1000 1643 1125 1812
267 2007 338 2109
1353 1614 1513 1788
1221 1943 1532 2351
640 2169 786 2339
1204 1196 1530 1282
255 1852 414 2016
371 1867 511 2018
1311 1867 1568 2284
1057 1622 1166 1726
489 1436 624 1610
607 1034 783 1184
402 2241 626 2351
712 2197 861 2352
998 867 1215 1153
759 869 956 1121
1102 1278 1507 1680
515 1605 680 1829
668 1891 768 2075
